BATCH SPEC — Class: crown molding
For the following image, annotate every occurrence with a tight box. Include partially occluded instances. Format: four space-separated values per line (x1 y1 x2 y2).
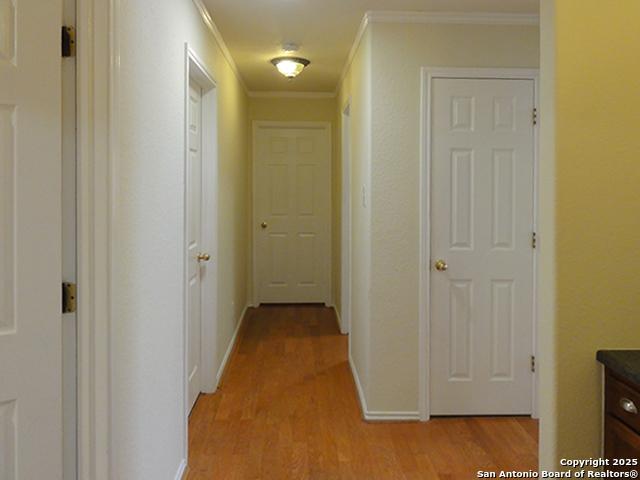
248 91 336 99
191 0 248 93
336 10 539 95
336 12 370 96
191 2 539 99
367 11 539 26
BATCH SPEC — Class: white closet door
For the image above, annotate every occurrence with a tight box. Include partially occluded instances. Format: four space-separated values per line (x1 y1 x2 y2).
187 80 204 413
254 125 331 305
430 78 535 415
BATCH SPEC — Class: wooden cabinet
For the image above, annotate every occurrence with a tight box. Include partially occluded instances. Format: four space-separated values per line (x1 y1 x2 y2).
604 369 640 468
606 415 640 462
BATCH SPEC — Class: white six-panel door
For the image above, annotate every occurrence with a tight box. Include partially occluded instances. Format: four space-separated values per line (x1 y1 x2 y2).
430 78 535 415
187 80 205 413
254 125 331 304
0 0 64 477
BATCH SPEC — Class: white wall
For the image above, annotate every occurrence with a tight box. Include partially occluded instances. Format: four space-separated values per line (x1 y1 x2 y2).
367 22 540 414
112 1 249 478
538 0 557 469
338 21 539 417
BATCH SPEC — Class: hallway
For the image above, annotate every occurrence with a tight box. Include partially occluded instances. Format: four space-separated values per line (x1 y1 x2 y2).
186 305 538 479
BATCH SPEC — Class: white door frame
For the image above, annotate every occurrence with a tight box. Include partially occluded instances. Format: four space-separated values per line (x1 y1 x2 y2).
419 67 540 421
251 121 333 307
62 1 77 478
76 0 115 477
184 42 219 424
340 101 352 335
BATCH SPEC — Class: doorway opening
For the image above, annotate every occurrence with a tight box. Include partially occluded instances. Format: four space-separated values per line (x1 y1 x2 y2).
184 46 219 426
420 67 540 420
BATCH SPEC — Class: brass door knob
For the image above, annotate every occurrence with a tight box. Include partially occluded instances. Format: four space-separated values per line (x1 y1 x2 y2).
261 222 268 229
434 260 448 272
197 253 211 262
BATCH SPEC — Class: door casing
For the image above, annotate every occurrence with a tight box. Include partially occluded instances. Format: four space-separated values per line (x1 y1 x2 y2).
75 0 113 477
251 121 333 307
70 10 545 475
62 1 77 478
419 67 540 421
340 101 352 335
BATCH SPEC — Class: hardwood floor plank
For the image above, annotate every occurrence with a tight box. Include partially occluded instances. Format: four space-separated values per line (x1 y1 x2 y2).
186 305 538 479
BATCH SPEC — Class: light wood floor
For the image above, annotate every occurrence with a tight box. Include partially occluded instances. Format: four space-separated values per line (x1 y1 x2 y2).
186 305 538 479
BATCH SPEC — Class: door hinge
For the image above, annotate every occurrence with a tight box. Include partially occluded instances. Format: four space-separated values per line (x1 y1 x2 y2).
531 355 536 373
62 282 77 313
532 108 538 126
532 232 537 249
61 26 76 58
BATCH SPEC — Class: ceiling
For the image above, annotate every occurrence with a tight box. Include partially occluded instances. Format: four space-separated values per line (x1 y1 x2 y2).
201 0 539 93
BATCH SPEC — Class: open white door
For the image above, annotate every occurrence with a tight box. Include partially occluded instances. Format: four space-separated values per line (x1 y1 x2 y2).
430 77 535 416
185 55 218 415
187 79 205 413
0 0 64 478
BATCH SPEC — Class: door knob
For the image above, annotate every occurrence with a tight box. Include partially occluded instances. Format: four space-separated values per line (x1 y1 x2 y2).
197 253 211 262
261 222 268 229
434 260 448 272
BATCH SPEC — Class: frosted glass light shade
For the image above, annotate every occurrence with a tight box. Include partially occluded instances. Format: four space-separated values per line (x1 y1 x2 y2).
271 57 310 79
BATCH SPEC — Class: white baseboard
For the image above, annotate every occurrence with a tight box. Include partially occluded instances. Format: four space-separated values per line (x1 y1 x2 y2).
174 459 187 480
216 304 249 385
365 410 421 421
330 305 348 335
348 353 420 422
349 352 368 416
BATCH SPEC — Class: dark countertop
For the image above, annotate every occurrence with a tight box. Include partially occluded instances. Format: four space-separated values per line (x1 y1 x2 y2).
597 350 640 386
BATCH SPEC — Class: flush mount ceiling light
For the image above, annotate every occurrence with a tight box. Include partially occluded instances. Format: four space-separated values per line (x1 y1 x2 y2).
271 57 310 79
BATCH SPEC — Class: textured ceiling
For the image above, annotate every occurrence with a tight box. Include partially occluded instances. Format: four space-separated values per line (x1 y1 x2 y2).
202 0 539 93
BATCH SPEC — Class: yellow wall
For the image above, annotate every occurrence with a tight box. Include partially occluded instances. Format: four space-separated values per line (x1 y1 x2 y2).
335 22 539 415
547 0 640 462
214 50 250 380
368 22 539 413
249 96 336 122
336 27 374 398
247 96 340 311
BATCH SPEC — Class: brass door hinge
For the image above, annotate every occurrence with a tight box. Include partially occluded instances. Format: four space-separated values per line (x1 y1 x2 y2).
532 108 538 126
532 232 537 249
61 26 76 57
62 282 77 313
531 355 536 373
